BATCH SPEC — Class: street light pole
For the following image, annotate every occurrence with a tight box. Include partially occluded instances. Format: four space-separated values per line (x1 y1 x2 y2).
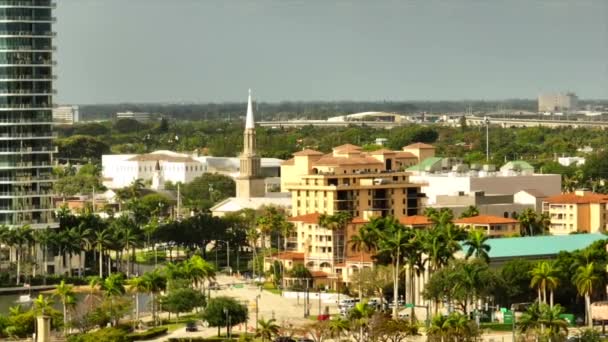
255 294 260 330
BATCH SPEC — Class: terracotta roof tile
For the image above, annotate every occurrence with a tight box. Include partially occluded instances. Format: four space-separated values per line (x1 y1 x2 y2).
399 215 432 226
313 156 383 166
293 149 324 156
346 254 374 263
544 192 608 204
272 251 305 260
454 215 519 225
281 158 295 165
310 271 328 278
288 212 321 224
394 151 417 159
403 142 436 149
333 144 362 152
369 149 396 155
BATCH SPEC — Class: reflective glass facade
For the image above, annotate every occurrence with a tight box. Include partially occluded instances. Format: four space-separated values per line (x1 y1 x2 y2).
0 0 55 227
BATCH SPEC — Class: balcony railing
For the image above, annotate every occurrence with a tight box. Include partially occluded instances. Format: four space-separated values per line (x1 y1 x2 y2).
0 132 56 138
0 31 55 37
0 146 56 153
0 0 56 7
0 190 54 196
0 16 56 22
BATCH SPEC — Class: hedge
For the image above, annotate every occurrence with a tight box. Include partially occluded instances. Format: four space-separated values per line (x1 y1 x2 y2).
167 337 238 342
126 327 168 341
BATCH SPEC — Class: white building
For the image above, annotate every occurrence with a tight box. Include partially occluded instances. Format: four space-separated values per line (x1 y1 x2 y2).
538 92 578 113
408 160 561 205
102 150 282 189
558 156 585 167
116 111 152 122
53 105 79 124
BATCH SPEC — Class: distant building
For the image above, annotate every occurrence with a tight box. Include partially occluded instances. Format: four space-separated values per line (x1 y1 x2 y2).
53 105 79 124
102 150 282 190
538 92 578 112
558 156 585 167
542 190 608 235
115 111 152 122
432 191 535 218
407 159 561 205
453 214 520 237
327 112 406 123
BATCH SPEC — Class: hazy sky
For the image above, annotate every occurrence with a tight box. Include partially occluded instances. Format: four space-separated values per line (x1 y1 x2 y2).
55 0 608 104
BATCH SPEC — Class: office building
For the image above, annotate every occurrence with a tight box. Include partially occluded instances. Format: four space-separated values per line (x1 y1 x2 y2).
538 92 578 112
453 215 520 237
52 105 78 124
0 0 56 229
115 111 151 122
542 190 608 235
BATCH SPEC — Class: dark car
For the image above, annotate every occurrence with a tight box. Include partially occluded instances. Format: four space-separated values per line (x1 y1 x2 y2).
185 320 197 332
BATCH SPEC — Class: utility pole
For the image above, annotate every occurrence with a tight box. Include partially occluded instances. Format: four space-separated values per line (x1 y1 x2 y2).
176 183 181 220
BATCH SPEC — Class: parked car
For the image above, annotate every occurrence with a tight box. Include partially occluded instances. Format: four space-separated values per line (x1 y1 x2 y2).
185 320 197 332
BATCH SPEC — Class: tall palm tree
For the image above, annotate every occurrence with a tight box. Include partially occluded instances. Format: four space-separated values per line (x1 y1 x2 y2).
9 225 33 285
101 273 126 326
530 261 560 306
127 275 148 324
573 262 600 328
54 280 76 335
141 269 167 326
93 228 112 278
71 224 92 277
349 226 376 301
375 217 412 319
32 228 53 281
348 301 375 342
256 317 280 342
183 255 216 291
463 229 491 263
246 227 261 277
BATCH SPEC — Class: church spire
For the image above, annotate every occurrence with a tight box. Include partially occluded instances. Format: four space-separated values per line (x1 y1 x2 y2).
245 89 254 129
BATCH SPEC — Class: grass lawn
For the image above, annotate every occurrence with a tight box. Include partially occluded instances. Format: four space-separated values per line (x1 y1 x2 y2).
160 322 186 332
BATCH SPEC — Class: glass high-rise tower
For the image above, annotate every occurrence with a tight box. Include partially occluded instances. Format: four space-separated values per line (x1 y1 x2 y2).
0 0 56 228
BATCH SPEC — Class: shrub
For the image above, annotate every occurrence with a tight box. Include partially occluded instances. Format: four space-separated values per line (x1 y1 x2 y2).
126 327 168 341
67 327 128 342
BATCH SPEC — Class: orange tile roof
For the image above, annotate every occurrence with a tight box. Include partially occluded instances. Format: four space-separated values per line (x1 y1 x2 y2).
544 192 608 204
281 158 295 166
310 271 328 278
288 212 321 224
394 151 417 159
293 149 324 156
454 215 519 225
128 153 196 163
272 251 305 260
403 142 435 149
369 149 396 155
399 215 432 226
333 144 362 152
334 263 346 267
313 155 382 166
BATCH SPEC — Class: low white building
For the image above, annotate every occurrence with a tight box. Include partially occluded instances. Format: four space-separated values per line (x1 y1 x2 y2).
53 105 79 124
408 160 561 205
558 156 585 167
115 111 152 122
102 150 282 189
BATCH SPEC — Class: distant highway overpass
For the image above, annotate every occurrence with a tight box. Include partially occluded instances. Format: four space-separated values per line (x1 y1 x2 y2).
257 120 414 128
464 116 608 129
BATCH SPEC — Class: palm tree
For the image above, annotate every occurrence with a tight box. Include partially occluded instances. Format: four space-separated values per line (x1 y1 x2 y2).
93 228 112 278
530 261 560 306
459 205 479 218
519 302 569 340
127 276 148 324
54 280 75 335
328 316 349 342
255 317 280 342
32 228 53 282
101 273 126 326
70 224 92 277
32 294 54 316
246 227 261 277
84 276 102 311
183 255 216 291
463 229 491 263
112 215 140 276
348 301 375 342
573 262 600 327
349 226 376 301
141 269 167 326
375 217 412 319
6 225 33 285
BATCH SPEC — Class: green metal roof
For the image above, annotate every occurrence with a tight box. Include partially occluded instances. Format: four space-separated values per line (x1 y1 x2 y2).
463 233 606 259
406 157 442 172
502 160 534 171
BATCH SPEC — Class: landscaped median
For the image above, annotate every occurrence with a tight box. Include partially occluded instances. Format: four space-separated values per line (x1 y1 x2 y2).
67 327 168 342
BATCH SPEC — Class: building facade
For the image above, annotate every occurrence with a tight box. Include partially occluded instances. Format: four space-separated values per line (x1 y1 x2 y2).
115 111 151 122
52 104 78 124
538 92 578 113
453 215 520 237
0 0 56 228
542 191 608 235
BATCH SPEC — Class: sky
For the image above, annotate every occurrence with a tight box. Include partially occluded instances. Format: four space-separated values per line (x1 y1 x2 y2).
55 0 608 104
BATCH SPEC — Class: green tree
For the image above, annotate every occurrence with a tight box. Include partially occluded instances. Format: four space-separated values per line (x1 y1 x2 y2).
181 173 236 210
463 229 491 263
459 205 479 218
54 280 76 335
573 262 600 327
255 317 280 342
160 287 206 320
530 261 560 307
141 269 167 326
202 296 248 337
56 135 110 162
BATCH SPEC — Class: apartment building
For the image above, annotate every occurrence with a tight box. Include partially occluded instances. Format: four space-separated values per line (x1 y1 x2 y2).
538 92 578 113
542 190 608 235
454 215 520 237
273 143 429 288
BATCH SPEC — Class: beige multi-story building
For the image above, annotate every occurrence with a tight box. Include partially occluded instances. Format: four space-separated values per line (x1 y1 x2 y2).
272 143 431 288
538 92 578 113
542 190 608 235
453 215 520 237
